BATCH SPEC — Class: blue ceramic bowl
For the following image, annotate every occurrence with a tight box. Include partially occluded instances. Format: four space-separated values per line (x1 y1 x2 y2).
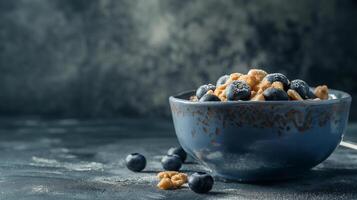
169 89 351 182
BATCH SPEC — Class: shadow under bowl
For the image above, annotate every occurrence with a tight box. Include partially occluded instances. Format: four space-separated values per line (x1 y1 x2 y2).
169 89 351 182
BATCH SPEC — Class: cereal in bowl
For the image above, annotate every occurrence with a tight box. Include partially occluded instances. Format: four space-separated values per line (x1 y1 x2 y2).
192 69 330 102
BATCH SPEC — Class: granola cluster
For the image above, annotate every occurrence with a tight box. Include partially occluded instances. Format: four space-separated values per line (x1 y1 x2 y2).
157 171 188 190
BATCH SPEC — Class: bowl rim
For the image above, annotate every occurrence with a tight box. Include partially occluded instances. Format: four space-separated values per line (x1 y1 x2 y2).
169 88 352 106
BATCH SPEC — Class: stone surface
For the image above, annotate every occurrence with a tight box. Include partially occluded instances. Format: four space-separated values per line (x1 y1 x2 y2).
0 0 357 119
0 118 356 200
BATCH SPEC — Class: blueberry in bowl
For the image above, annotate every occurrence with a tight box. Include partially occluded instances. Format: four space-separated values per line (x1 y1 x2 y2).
264 73 290 90
199 93 221 102
263 88 289 101
226 80 251 101
169 69 351 182
216 75 229 87
196 84 216 100
289 79 310 99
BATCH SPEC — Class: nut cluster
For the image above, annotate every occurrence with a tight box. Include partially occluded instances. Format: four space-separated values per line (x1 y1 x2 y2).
157 171 188 190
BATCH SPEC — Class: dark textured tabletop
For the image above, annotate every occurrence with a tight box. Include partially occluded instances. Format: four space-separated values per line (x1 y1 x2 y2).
0 118 356 200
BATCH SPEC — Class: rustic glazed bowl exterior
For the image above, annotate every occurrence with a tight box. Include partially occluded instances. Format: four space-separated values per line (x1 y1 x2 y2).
169 89 351 182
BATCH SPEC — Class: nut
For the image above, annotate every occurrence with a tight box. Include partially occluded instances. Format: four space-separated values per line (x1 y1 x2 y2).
215 89 226 100
217 84 227 90
157 171 188 190
248 69 268 81
214 84 227 97
256 88 264 95
176 173 188 182
157 177 174 190
171 173 188 187
214 89 223 96
314 85 329 100
157 171 179 179
253 79 271 92
238 74 259 88
206 90 214 95
228 73 242 81
271 81 284 90
251 93 265 101
250 91 257 99
287 89 303 100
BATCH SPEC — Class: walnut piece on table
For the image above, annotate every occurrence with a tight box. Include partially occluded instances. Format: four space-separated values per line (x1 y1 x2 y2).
157 171 188 190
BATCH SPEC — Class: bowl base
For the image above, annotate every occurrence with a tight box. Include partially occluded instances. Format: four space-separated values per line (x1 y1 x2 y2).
213 169 309 183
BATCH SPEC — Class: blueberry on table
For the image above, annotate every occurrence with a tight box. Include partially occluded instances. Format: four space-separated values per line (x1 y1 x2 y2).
263 88 289 101
188 172 214 193
167 147 187 162
196 84 216 99
290 79 310 99
216 75 229 86
199 94 221 102
226 80 251 101
126 153 146 172
264 73 289 90
161 155 182 171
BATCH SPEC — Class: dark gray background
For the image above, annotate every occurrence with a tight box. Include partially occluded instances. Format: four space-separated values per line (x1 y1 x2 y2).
1 0 356 119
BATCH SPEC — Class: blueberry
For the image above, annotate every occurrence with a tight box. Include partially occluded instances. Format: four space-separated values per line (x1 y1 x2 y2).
216 75 229 86
167 147 187 162
196 84 216 99
161 155 182 171
263 88 289 101
226 80 251 101
307 88 316 99
188 172 214 193
199 94 221 102
126 153 146 172
264 73 289 90
290 79 310 99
